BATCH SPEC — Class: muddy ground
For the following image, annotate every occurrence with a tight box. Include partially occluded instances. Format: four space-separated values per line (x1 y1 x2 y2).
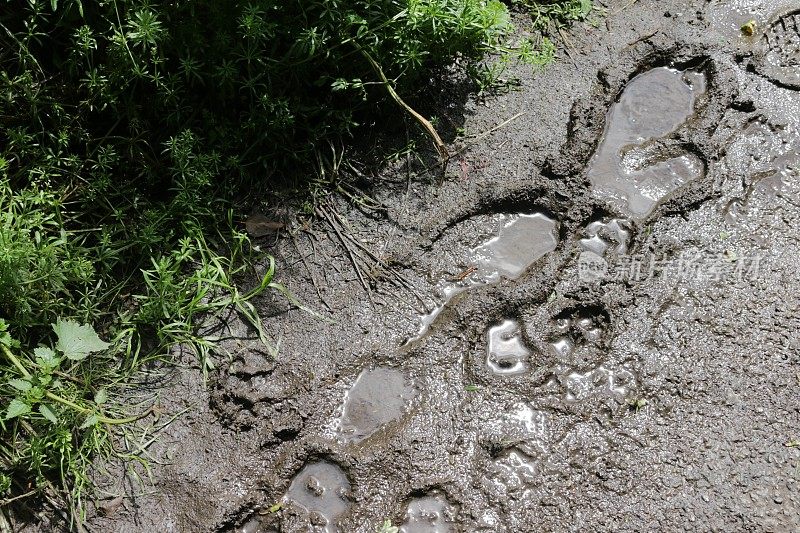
64 0 800 531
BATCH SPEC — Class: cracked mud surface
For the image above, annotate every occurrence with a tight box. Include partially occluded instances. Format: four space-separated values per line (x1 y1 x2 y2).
78 1 800 531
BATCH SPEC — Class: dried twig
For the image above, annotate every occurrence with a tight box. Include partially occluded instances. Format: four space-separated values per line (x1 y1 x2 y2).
358 45 449 162
291 232 333 313
316 205 372 299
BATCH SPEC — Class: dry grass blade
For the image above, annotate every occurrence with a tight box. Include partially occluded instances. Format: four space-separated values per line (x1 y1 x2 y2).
359 45 449 162
316 204 373 298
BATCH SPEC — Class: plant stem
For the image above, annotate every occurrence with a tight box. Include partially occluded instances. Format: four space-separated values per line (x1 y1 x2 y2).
1 345 31 378
43 391 151 425
2 345 150 425
357 45 449 161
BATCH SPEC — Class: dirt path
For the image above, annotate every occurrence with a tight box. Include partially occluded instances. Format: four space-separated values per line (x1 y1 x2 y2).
84 1 800 531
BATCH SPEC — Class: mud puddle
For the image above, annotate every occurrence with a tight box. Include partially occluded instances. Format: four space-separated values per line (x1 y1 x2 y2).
282 462 352 532
398 494 454 533
336 367 416 442
406 212 558 344
588 66 706 220
486 319 532 376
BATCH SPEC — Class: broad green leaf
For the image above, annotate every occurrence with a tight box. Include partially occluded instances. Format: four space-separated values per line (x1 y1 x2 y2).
8 379 31 392
39 404 58 424
94 388 107 405
5 399 30 420
79 413 99 429
53 319 110 361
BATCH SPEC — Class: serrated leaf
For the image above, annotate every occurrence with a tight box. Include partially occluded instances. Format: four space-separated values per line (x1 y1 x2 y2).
0 319 16 348
34 346 58 367
79 413 99 429
29 386 45 401
53 319 110 361
5 399 30 420
39 404 58 424
8 379 31 392
94 388 107 405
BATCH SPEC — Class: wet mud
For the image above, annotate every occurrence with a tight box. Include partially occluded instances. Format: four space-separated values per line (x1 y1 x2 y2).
82 1 800 532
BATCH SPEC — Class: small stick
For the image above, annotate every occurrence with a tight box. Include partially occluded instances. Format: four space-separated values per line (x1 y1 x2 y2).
327 206 429 309
359 45 449 162
449 265 477 282
290 233 332 313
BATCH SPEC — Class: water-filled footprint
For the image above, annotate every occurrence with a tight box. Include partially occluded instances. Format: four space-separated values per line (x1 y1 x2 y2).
399 494 454 533
407 212 559 344
588 67 706 220
283 462 351 532
337 367 415 442
486 319 531 376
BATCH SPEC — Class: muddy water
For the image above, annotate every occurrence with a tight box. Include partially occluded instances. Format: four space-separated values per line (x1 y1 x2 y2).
337 367 415 442
588 67 706 220
486 319 531 375
407 213 558 343
399 495 453 533
470 213 559 280
481 402 549 458
283 462 351 532
578 218 631 255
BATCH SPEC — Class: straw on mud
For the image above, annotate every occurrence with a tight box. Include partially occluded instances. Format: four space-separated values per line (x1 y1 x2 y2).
326 205 430 309
558 28 579 67
316 204 374 299
290 232 333 313
417 112 528 178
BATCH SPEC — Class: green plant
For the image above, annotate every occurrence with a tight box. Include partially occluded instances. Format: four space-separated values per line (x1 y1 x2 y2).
515 0 593 32
377 519 400 533
627 397 648 412
0 179 95 330
517 35 557 68
132 223 283 376
0 318 148 516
